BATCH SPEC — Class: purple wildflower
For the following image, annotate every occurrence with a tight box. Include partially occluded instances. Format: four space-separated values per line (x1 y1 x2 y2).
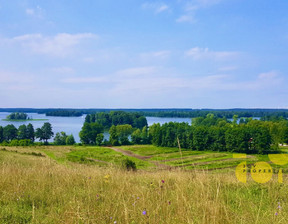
161 180 165 183
275 212 278 216
142 210 147 215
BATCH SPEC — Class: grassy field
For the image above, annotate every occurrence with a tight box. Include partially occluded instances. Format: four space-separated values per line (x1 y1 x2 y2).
0 145 288 223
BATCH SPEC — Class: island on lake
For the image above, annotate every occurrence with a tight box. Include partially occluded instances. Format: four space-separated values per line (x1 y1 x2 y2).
2 112 48 121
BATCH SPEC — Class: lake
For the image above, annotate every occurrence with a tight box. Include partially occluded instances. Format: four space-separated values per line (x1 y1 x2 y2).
0 112 191 143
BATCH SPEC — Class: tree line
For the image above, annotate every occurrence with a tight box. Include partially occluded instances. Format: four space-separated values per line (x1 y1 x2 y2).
45 110 83 117
103 114 287 154
148 114 288 153
3 108 288 118
0 122 75 146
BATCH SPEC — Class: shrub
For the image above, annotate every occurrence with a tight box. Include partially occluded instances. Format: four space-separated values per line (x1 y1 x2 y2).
122 158 137 171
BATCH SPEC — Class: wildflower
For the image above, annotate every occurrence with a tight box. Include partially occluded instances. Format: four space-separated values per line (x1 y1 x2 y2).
137 197 140 200
104 174 110 179
104 174 110 183
114 221 117 224
161 180 165 183
275 212 278 216
142 210 147 215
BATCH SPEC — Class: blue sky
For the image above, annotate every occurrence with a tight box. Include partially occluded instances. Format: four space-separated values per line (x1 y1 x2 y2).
0 0 287 108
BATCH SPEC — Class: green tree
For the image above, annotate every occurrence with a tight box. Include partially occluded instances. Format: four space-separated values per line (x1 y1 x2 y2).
96 133 104 146
149 123 162 146
66 134 76 145
232 115 238 126
26 123 35 142
193 126 209 151
141 126 149 144
109 125 119 146
85 114 91 123
0 126 3 143
116 124 133 145
131 129 141 144
79 122 103 144
3 124 18 141
225 126 249 152
18 125 27 140
54 132 67 145
41 122 54 143
35 128 43 142
35 122 54 143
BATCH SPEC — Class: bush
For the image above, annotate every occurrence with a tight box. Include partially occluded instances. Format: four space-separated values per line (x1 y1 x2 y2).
122 158 137 171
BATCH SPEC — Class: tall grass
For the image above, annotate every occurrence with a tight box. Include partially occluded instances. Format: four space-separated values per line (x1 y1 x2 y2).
0 149 287 223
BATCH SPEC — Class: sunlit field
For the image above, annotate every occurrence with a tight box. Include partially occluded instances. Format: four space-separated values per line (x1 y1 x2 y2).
0 146 288 223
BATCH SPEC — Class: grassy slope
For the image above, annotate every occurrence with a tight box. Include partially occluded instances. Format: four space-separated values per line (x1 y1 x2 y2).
119 145 288 172
0 148 288 223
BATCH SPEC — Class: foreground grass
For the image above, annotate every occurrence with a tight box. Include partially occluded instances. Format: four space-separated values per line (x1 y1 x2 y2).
0 148 288 223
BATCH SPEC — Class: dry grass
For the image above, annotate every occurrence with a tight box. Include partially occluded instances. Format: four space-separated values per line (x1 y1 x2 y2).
0 148 288 224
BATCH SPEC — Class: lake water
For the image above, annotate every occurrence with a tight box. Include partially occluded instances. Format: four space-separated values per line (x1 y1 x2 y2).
0 112 191 143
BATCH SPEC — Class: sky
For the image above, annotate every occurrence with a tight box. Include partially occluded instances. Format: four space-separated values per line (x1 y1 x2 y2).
0 0 288 109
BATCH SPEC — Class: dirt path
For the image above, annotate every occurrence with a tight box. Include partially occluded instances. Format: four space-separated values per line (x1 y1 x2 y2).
108 147 172 169
108 147 152 160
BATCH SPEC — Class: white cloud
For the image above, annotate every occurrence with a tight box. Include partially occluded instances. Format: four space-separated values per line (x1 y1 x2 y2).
142 2 169 14
218 66 238 72
185 47 239 60
156 5 169 13
176 15 196 23
83 57 95 63
50 67 75 74
11 33 98 57
140 50 171 60
177 0 224 23
184 0 223 11
116 66 157 77
61 77 109 84
25 6 44 18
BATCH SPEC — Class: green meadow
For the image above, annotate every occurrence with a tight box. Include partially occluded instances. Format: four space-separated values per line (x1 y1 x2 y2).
0 145 288 223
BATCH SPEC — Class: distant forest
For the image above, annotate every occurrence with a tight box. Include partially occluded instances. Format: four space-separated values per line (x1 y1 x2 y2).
45 110 83 117
1 108 288 118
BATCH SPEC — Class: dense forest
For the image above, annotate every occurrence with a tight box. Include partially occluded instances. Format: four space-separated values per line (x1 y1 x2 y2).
2 108 288 118
45 110 83 117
